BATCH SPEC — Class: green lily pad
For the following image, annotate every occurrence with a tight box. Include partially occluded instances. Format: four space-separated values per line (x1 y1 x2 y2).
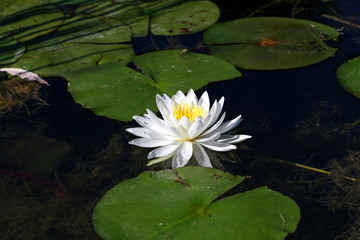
337 56 360 99
92 167 300 240
35 0 100 4
12 43 134 77
67 49 241 121
76 0 149 37
0 0 64 42
150 1 220 36
133 49 241 93
49 14 132 44
203 17 339 70
0 35 26 65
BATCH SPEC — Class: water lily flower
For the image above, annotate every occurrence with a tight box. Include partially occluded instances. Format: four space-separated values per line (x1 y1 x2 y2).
126 89 251 169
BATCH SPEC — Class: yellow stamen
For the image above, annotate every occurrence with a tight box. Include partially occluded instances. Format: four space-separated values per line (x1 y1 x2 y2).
173 103 205 122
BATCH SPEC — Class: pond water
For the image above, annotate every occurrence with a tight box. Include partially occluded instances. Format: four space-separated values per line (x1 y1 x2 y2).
1 0 360 239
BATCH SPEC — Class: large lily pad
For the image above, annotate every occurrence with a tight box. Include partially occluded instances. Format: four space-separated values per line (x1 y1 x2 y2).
48 15 133 44
0 35 26 65
337 56 360 99
12 43 134 77
0 0 64 42
76 0 149 37
67 49 241 121
203 17 339 70
92 167 300 240
150 1 220 36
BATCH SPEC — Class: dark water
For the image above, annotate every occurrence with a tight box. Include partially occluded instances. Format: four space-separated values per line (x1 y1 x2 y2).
1 0 360 239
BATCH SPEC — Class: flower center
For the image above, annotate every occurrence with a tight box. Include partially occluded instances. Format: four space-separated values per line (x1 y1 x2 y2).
173 103 205 122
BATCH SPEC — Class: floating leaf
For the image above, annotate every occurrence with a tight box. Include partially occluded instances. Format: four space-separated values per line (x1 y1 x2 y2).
150 1 220 36
92 167 300 240
49 14 132 44
0 0 64 42
0 35 25 65
203 17 339 70
12 43 134 77
67 49 241 121
77 0 150 37
337 56 360 98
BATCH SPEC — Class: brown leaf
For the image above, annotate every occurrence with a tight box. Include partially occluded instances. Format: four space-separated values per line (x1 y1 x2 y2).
0 67 50 86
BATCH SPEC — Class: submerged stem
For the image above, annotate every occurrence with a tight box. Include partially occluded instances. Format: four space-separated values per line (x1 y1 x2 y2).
273 158 357 182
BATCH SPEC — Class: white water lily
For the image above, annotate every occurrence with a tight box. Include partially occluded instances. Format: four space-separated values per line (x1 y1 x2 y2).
126 89 251 169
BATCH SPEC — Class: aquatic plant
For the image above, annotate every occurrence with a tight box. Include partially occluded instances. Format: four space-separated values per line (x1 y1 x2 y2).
127 89 251 168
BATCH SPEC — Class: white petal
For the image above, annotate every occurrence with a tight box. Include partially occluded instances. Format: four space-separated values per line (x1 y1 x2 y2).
215 115 243 134
198 91 210 112
179 116 191 130
175 127 189 140
193 143 212 167
172 142 193 168
133 113 178 138
157 93 172 109
185 89 197 102
129 138 175 148
188 118 205 139
146 109 181 137
147 154 174 166
145 130 180 141
126 127 148 138
200 142 236 152
156 94 172 120
168 113 180 127
208 97 224 127
201 114 212 130
176 117 191 139
133 115 165 133
173 90 186 104
218 134 252 144
201 112 226 136
148 144 180 159
195 132 220 143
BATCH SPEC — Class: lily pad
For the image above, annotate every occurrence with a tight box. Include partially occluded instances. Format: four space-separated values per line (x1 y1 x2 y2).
150 1 220 36
0 0 64 42
12 43 134 77
76 0 149 37
337 56 360 98
92 167 300 240
203 17 339 70
48 14 132 44
0 35 26 65
67 49 241 121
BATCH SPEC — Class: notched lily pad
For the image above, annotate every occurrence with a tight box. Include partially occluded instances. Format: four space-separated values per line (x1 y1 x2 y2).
337 56 360 99
76 0 149 37
133 49 241 94
50 14 133 44
12 43 134 77
0 35 26 65
92 167 300 240
203 17 339 70
0 0 64 42
66 49 241 121
150 1 220 36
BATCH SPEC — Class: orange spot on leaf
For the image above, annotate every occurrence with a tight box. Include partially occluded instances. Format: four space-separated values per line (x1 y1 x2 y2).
259 39 281 47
